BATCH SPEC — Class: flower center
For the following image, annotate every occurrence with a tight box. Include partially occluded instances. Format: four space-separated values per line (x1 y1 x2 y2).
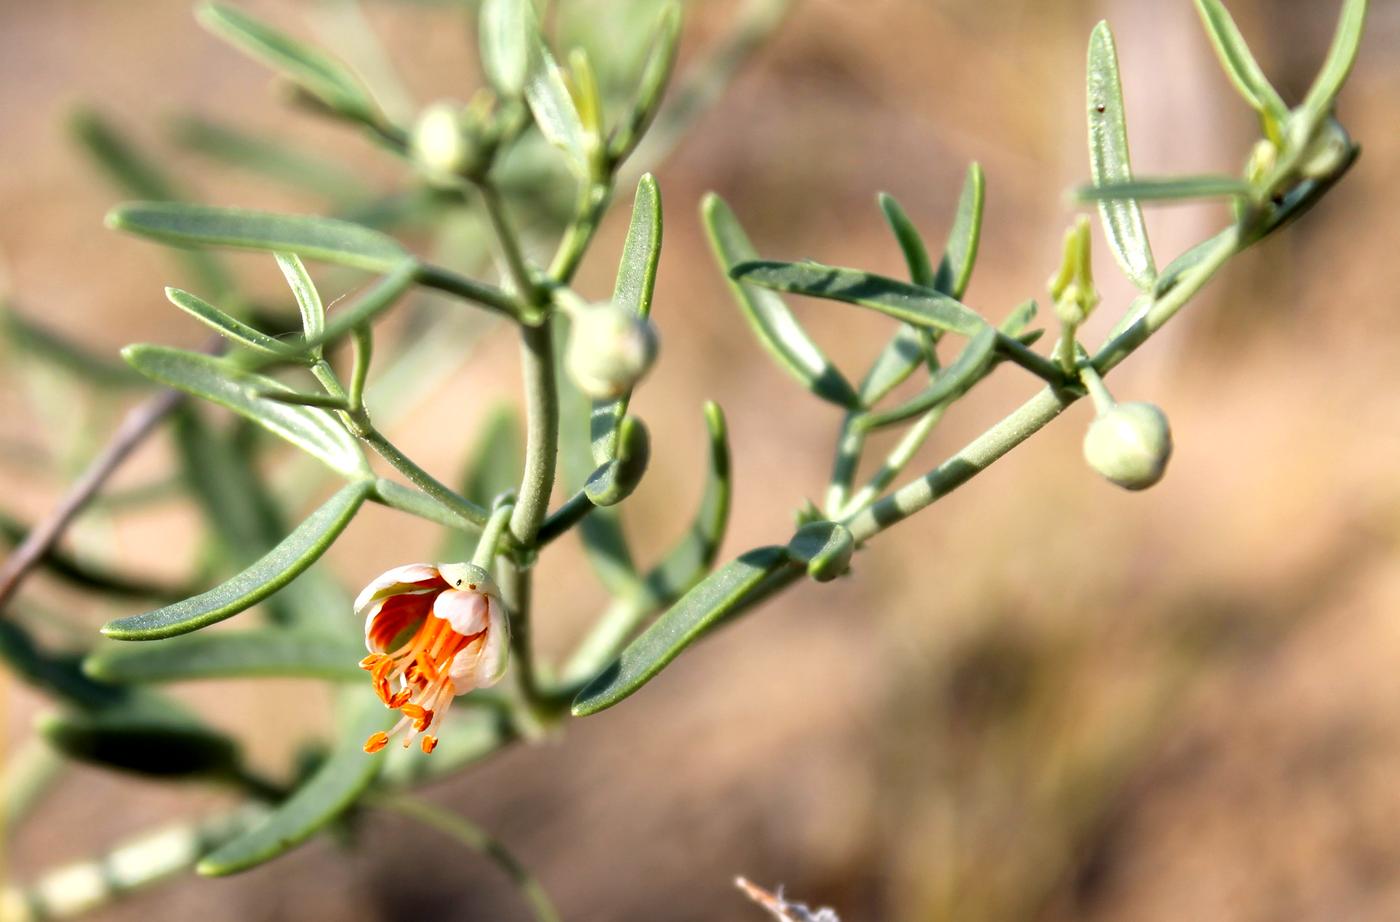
360 612 485 754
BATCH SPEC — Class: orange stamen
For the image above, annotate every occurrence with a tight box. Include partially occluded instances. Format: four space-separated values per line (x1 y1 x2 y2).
421 736 438 754
363 731 389 753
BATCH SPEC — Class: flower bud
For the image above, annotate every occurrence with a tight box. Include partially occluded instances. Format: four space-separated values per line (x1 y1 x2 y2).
1297 118 1354 182
1082 401 1172 491
565 301 658 400
411 101 471 180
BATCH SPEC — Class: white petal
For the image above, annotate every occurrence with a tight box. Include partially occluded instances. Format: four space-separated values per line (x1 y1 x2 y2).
432 589 489 636
447 597 509 690
353 564 442 615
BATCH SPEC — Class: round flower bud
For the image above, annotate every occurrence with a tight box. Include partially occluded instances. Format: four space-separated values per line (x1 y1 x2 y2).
1082 402 1172 491
1298 118 1354 182
565 301 658 400
411 101 471 182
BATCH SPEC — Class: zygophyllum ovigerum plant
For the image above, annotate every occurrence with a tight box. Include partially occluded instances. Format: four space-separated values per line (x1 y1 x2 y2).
0 0 1369 918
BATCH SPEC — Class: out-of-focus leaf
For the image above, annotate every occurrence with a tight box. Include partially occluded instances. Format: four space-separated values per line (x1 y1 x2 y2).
878 193 935 288
592 174 662 464
0 305 145 389
732 260 987 337
85 630 365 683
608 2 682 164
165 288 302 358
859 326 998 431
786 520 854 583
1075 176 1251 204
641 402 730 602
170 115 361 203
38 707 242 779
572 546 793 716
124 345 367 477
702 194 860 409
524 36 588 171
101 481 372 641
0 510 187 602
1298 0 1367 134
1000 299 1039 338
198 3 382 125
859 325 927 408
0 620 125 711
1151 228 1235 298
1193 0 1288 128
479 0 538 97
932 163 985 300
1087 23 1157 291
197 692 390 876
107 202 411 273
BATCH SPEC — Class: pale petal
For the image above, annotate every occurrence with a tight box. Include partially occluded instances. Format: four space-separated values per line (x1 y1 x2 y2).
363 591 435 652
353 564 443 615
432 589 489 636
447 596 510 690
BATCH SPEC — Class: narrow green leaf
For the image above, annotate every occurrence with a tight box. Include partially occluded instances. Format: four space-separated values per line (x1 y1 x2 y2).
1075 176 1251 204
859 325 927 408
124 345 366 477
732 260 988 338
1000 299 1039 337
524 37 587 170
932 163 986 300
1087 23 1158 291
479 0 538 97
198 3 381 125
165 288 301 358
170 116 362 203
0 620 126 711
702 194 861 409
878 193 935 288
859 326 998 431
641 402 732 601
572 546 792 716
1299 0 1367 130
1151 228 1235 298
101 481 371 641
197 692 390 876
275 253 325 346
1194 0 1289 127
39 707 242 779
786 520 854 583
583 417 650 508
593 174 662 464
85 630 365 683
107 202 410 273
608 2 682 164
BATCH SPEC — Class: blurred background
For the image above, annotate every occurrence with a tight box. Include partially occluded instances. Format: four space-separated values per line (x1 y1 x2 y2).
3 0 1400 920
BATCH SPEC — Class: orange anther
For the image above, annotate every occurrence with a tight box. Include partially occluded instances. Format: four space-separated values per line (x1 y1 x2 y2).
421 736 438 754
363 732 389 754
359 654 385 670
388 689 412 708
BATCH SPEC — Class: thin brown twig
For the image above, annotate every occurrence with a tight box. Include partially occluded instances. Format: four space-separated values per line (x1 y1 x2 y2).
0 388 183 616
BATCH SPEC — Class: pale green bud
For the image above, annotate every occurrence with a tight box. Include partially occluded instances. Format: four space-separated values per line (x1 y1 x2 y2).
1083 402 1172 491
565 301 658 400
1245 138 1279 188
411 101 470 180
1297 118 1354 182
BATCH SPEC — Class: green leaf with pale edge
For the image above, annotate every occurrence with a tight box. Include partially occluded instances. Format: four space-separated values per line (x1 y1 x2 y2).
733 261 988 337
1075 176 1250 204
1299 0 1367 131
592 174 662 464
573 546 792 716
608 2 682 163
107 202 410 272
198 3 380 123
102 481 371 641
702 194 860 409
123 345 366 476
1193 0 1288 126
933 163 985 300
198 692 391 876
860 326 998 431
39 708 241 778
1088 23 1157 291
479 0 538 97
642 402 731 601
276 253 325 346
878 194 935 288
85 630 365 683
524 37 587 170
165 288 300 358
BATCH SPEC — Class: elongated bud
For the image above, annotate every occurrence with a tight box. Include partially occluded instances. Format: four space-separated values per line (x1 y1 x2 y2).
1083 401 1172 491
1049 216 1100 328
565 300 658 399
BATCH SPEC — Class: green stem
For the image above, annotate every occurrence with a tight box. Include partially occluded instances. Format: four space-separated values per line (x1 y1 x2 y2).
475 180 539 305
536 489 596 547
548 182 612 284
825 411 867 517
508 320 559 547
361 428 490 529
841 403 948 516
415 263 520 318
996 332 1069 386
844 227 1241 544
378 796 562 922
497 557 548 716
348 327 372 414
370 478 484 535
473 503 516 570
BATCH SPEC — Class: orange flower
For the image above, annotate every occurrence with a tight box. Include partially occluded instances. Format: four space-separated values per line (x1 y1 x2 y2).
355 563 509 755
